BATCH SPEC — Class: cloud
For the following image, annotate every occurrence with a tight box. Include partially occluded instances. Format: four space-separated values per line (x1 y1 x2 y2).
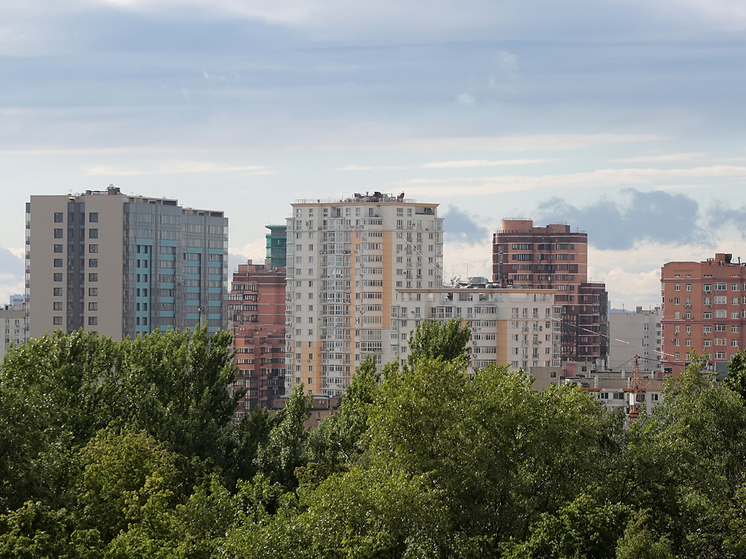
228 240 267 274
608 152 706 163
457 92 475 106
0 247 24 307
422 158 555 169
81 161 273 176
441 205 490 245
389 133 666 153
534 189 702 250
397 165 746 197
335 164 375 171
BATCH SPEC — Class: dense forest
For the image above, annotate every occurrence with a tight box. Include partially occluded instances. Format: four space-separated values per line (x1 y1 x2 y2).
1 321 746 558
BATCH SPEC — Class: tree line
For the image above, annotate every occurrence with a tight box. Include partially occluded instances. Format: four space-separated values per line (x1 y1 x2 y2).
1 321 746 557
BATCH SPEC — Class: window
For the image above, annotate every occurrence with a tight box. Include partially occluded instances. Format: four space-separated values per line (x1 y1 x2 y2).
686 284 691 291
54 212 63 222
704 325 712 334
89 302 98 311
53 287 62 296
89 244 98 253
703 311 712 319
674 311 680 319
714 295 727 304
88 317 97 326
732 339 740 347
89 212 98 222
53 302 62 311
53 273 62 282
703 339 712 347
89 229 98 239
89 273 98 282
89 259 98 267
54 228 63 238
716 282 727 290
716 324 727 332
715 309 727 318
674 297 680 305
734 283 741 291
53 316 62 325
674 284 680 291
53 258 62 267
89 288 98 296
54 244 63 253
733 325 740 333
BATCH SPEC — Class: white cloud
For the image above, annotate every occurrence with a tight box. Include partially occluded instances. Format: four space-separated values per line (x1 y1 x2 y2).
608 152 706 163
81 160 273 176
335 164 374 171
457 92 475 106
388 133 667 153
442 238 493 282
396 165 746 197
422 158 555 169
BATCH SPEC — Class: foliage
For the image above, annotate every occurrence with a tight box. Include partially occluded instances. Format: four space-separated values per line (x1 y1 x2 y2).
3 327 746 557
405 317 471 370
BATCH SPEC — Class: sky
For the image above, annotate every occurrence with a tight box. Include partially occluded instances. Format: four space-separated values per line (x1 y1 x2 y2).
3 0 746 309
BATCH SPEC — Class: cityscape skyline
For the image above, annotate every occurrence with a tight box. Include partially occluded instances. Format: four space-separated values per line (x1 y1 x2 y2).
3 1 746 309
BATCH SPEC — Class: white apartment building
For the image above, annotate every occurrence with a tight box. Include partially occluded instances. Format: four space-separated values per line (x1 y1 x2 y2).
387 288 561 372
285 193 443 396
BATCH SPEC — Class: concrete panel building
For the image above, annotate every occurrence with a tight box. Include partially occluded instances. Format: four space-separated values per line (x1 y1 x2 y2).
661 252 746 375
285 192 443 397
27 185 228 340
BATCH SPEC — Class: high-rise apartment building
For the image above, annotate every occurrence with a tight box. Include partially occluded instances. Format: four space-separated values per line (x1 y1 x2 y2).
492 219 608 366
27 186 228 340
661 253 746 375
285 192 443 396
230 261 286 415
609 307 662 373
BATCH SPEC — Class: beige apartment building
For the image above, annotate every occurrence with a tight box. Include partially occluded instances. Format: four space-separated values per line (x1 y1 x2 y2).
27 186 228 340
285 192 443 397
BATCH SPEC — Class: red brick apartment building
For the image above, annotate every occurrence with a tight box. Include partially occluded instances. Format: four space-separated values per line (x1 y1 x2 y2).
492 219 608 365
230 262 286 416
661 253 746 375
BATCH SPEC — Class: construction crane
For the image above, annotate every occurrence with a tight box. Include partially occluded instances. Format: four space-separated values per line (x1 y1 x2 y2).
627 355 645 423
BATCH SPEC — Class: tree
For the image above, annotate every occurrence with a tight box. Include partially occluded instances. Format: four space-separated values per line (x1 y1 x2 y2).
405 318 470 370
254 384 311 490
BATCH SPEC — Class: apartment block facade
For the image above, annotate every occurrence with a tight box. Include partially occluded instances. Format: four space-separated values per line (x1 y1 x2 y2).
387 287 561 372
285 192 443 397
230 261 286 416
661 253 746 374
27 186 228 340
492 219 608 366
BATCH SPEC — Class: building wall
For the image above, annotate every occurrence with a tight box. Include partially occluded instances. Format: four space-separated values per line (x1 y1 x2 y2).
285 193 443 397
661 253 746 374
230 262 286 414
28 186 228 340
609 307 662 372
387 287 560 373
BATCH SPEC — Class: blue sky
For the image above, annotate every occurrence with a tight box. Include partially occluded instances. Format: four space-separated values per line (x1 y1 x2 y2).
3 0 746 307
